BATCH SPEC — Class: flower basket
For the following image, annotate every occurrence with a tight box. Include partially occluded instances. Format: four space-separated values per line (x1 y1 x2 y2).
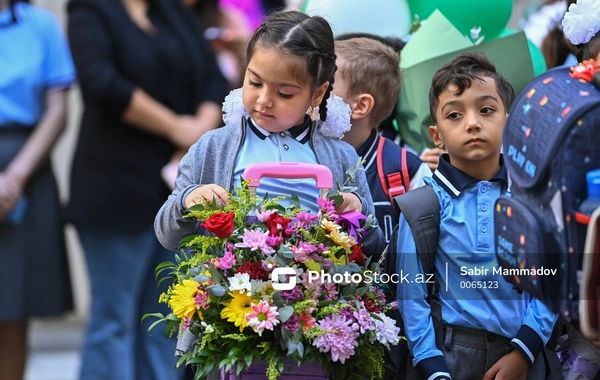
221 358 327 380
147 162 401 380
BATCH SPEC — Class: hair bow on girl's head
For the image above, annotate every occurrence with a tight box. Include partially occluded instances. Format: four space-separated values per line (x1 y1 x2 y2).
562 0 600 45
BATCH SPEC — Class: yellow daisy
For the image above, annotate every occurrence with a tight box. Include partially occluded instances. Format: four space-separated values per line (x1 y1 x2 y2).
321 219 340 232
221 291 253 332
329 229 355 251
169 279 200 319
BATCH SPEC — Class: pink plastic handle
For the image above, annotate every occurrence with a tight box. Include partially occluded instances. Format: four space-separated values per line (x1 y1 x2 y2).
243 162 333 189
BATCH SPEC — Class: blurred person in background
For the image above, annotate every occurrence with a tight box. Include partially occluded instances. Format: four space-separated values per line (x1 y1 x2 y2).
65 0 227 378
0 0 75 379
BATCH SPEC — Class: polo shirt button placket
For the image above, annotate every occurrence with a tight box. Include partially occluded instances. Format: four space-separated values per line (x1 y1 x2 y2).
279 132 286 138
283 144 289 151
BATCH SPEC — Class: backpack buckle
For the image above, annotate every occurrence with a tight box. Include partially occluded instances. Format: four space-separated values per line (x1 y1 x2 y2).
389 186 406 199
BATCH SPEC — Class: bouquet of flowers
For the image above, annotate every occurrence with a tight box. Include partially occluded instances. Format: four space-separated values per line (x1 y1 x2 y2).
146 165 400 380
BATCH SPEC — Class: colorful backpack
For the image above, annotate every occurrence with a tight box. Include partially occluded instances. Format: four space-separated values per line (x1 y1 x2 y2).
494 61 600 315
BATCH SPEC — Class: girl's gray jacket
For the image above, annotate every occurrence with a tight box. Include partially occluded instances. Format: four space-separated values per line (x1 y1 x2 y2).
154 119 386 256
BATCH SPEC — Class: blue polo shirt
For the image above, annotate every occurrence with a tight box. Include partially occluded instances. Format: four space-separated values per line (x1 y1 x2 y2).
0 3 75 126
232 116 320 212
396 154 557 380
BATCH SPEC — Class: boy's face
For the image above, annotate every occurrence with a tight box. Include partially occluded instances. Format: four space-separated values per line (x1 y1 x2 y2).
429 77 507 176
242 47 327 133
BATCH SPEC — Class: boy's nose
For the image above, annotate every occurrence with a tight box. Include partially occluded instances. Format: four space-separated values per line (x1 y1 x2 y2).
465 112 481 131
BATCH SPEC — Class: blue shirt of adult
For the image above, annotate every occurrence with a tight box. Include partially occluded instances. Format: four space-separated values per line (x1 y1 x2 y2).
396 154 556 378
0 3 75 126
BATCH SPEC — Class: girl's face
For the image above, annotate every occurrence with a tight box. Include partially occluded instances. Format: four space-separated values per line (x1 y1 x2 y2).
242 47 328 133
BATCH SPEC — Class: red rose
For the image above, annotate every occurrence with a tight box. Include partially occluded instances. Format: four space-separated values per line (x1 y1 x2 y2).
201 212 235 238
348 245 366 266
266 213 291 236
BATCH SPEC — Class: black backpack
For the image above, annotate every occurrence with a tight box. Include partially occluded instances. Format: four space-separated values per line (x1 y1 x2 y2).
494 64 600 315
378 185 441 379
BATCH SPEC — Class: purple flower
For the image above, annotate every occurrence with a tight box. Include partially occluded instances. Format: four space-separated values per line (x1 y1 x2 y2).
313 314 359 363
266 235 283 248
235 229 275 255
322 259 333 270
282 314 300 334
353 307 374 334
373 312 400 348
219 250 236 270
291 245 310 263
317 198 337 217
295 211 319 228
256 206 275 222
181 316 192 331
321 281 338 301
280 286 304 303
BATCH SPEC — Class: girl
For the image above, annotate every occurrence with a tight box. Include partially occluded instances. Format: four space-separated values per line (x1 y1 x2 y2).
562 0 600 62
154 10 385 257
0 0 75 379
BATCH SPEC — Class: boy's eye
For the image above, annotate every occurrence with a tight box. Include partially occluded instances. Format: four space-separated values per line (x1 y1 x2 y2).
248 80 261 87
447 112 461 120
481 106 495 114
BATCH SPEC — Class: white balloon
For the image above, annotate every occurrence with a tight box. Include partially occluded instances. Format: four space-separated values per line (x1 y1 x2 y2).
302 0 411 39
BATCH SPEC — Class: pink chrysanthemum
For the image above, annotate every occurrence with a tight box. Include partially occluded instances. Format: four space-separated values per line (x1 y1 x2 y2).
353 307 374 334
245 301 280 336
235 229 275 254
194 290 210 310
313 314 359 363
255 206 275 222
181 316 192 331
295 211 319 228
219 250 236 270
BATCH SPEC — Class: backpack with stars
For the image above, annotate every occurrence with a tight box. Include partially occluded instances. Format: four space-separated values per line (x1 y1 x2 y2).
494 62 600 316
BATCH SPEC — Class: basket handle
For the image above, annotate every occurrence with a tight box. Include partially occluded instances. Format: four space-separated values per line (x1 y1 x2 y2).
243 162 333 189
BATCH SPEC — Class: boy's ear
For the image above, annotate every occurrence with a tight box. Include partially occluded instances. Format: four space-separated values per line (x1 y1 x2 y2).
311 81 330 108
429 125 445 150
349 94 375 121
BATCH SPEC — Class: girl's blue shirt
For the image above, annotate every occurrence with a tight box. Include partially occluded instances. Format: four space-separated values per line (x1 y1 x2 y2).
0 3 75 126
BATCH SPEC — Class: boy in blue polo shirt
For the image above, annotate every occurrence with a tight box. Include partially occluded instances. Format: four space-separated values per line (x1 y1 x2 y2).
396 52 558 380
333 38 431 244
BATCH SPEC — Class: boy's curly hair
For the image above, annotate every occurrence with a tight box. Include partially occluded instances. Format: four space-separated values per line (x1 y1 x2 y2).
428 52 514 124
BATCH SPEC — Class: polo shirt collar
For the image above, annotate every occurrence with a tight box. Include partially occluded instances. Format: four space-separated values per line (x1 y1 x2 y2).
247 115 312 144
356 129 379 170
433 153 508 198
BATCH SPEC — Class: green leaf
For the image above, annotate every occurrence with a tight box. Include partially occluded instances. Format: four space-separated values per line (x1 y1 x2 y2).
278 305 294 322
290 194 301 209
329 194 344 207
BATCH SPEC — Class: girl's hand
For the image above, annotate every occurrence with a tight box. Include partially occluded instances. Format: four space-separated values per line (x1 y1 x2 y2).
420 148 445 172
335 193 362 214
0 173 23 220
185 184 230 209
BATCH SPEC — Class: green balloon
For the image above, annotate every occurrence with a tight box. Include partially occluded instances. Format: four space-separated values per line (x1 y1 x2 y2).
407 0 512 39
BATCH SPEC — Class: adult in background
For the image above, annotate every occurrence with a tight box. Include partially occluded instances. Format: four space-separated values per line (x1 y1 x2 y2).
0 0 75 379
65 0 228 379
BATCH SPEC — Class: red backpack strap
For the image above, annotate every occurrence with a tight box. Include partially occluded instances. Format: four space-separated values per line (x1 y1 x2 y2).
376 136 390 198
401 147 410 193
378 137 406 199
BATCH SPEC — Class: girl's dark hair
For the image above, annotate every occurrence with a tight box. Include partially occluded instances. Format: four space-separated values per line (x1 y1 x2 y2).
576 33 600 62
429 52 514 124
246 10 336 122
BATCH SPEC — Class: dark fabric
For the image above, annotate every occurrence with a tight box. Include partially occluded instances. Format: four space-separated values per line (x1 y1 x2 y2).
0 128 72 320
406 325 548 380
65 0 228 231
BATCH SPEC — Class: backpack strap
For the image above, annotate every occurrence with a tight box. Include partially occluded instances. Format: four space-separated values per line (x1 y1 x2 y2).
377 136 409 204
394 185 443 350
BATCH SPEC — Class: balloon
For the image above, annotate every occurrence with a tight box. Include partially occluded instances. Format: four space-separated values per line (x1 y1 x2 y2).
301 0 411 39
497 28 548 77
406 0 512 40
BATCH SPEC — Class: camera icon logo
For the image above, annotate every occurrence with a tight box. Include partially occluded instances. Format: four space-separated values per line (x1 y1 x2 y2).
270 267 297 291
